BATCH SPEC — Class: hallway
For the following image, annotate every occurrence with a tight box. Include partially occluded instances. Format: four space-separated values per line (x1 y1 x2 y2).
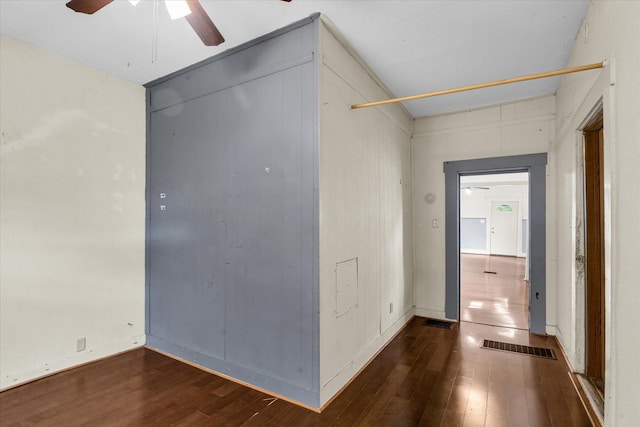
0 317 590 426
460 254 529 330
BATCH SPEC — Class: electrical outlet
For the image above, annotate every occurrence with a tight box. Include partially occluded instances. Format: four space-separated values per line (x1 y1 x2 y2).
76 337 86 352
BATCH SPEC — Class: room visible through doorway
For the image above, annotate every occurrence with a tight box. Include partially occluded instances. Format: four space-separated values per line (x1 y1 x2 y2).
459 173 530 330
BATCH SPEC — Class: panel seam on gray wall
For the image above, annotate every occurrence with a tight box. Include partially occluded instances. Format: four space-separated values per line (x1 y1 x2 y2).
149 54 315 113
145 13 321 88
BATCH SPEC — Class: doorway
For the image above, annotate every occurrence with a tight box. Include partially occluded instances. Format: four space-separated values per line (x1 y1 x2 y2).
490 200 519 256
444 153 547 334
583 112 605 396
459 173 530 330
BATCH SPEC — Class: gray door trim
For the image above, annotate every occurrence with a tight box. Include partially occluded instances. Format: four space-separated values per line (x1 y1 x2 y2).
443 153 547 333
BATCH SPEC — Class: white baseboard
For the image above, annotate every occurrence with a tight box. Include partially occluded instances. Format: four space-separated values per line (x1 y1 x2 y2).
549 325 577 371
319 308 415 406
414 307 450 321
461 249 488 255
0 334 146 391
546 324 559 336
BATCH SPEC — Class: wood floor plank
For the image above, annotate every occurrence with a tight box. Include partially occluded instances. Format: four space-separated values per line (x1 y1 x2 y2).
418 348 460 425
464 381 488 424
239 398 291 426
395 343 437 399
353 364 411 425
173 411 212 427
0 317 590 427
460 254 529 329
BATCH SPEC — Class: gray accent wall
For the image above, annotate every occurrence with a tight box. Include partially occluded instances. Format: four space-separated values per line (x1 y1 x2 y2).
443 154 547 334
460 218 487 251
145 17 320 407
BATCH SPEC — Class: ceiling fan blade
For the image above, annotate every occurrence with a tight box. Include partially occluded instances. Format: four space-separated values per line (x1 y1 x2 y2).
184 0 225 46
65 0 114 14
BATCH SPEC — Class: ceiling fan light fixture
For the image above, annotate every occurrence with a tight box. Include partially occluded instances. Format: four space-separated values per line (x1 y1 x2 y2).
165 0 192 20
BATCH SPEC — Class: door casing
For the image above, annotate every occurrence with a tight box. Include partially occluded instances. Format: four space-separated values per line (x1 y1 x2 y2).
444 153 547 334
583 113 605 394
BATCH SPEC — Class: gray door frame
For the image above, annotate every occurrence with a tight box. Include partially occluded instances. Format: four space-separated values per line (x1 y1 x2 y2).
443 153 547 334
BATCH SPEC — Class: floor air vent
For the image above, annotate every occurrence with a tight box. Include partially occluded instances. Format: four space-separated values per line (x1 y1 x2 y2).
423 319 454 329
482 339 556 359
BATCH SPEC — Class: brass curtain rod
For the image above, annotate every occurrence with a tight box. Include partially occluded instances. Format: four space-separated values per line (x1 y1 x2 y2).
350 62 604 110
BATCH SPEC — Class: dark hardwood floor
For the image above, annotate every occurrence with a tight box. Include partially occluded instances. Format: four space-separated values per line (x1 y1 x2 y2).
0 317 590 426
460 254 529 330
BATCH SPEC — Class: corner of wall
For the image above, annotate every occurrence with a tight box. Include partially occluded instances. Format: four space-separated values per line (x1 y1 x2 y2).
317 18 414 406
319 309 415 407
0 34 146 390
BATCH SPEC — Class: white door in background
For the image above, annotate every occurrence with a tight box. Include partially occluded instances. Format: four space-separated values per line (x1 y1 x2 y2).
490 201 518 256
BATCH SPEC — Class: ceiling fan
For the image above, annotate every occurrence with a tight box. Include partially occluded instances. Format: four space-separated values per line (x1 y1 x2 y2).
65 0 292 47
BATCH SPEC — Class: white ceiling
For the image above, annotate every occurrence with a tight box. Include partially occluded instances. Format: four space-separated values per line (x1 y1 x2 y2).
461 172 529 187
0 0 590 118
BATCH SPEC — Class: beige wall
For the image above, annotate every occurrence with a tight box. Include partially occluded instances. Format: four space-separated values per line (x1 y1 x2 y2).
412 96 555 320
318 18 414 405
552 1 640 424
0 35 146 389
3 2 638 419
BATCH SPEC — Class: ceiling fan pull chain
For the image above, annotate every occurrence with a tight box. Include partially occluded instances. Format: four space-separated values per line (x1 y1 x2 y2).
152 0 159 64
